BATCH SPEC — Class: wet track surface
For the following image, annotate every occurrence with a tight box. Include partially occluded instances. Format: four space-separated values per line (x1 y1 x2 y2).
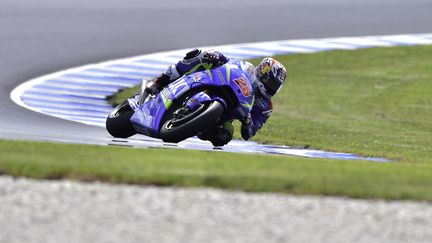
1 0 432 152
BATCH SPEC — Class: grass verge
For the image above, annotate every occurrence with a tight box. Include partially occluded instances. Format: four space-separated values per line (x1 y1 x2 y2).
2 139 432 201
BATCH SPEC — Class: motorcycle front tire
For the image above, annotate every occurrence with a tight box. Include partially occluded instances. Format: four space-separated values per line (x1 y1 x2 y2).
160 101 225 143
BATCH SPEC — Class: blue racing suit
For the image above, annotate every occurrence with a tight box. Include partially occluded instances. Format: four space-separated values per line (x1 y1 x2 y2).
150 49 273 146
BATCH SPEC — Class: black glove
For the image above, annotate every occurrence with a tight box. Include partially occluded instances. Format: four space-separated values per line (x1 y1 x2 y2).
146 73 170 94
202 51 222 67
240 113 253 140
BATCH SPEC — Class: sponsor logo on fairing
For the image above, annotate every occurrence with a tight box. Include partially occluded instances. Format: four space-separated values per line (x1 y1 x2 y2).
160 89 172 109
168 80 188 94
160 89 170 101
233 77 251 97
216 69 225 84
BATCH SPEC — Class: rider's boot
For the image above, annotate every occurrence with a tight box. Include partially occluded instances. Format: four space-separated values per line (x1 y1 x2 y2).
197 121 234 147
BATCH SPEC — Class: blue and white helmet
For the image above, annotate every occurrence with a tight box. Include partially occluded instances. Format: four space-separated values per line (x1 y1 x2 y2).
255 58 287 98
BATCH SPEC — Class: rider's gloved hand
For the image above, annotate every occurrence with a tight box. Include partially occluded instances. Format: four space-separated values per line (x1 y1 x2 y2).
202 51 222 67
145 81 158 94
146 73 170 95
240 113 253 140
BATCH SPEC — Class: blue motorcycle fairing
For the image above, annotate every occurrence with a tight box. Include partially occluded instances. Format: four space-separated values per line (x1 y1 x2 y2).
186 92 211 111
130 60 254 137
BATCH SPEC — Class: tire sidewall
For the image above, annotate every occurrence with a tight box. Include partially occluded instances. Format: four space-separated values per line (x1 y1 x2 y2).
106 100 136 138
160 101 225 143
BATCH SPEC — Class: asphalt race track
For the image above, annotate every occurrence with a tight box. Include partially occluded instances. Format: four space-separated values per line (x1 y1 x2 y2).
1 0 432 145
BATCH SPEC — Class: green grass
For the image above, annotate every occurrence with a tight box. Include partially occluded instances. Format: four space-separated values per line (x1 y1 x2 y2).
114 45 432 164
257 46 432 164
2 45 432 200
2 139 432 201
108 86 138 105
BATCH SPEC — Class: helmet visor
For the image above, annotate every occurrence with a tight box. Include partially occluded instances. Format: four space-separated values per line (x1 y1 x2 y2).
261 75 282 96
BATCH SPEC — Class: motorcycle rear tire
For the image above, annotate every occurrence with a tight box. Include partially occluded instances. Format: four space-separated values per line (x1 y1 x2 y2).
160 101 225 143
106 100 136 138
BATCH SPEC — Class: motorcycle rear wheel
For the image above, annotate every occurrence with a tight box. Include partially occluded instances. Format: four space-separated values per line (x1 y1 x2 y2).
160 101 225 143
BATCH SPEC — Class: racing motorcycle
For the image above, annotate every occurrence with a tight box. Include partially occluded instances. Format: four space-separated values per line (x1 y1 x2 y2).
106 61 255 144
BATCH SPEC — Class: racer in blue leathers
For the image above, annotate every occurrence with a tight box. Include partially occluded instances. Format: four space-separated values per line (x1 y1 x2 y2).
146 49 287 146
